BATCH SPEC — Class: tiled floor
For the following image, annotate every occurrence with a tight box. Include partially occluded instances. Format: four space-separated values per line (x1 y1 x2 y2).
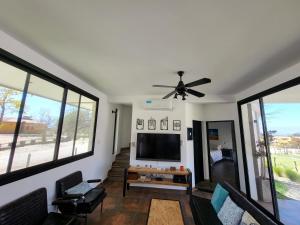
85 180 196 225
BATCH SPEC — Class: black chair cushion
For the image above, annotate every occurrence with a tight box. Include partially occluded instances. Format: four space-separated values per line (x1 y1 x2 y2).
0 188 48 225
56 171 83 198
76 187 107 213
42 213 80 225
190 195 222 225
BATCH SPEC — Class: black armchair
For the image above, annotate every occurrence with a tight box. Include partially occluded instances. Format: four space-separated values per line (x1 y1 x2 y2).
0 188 79 225
53 171 107 223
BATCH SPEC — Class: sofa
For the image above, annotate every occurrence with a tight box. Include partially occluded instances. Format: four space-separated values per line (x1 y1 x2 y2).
190 182 279 225
0 188 79 225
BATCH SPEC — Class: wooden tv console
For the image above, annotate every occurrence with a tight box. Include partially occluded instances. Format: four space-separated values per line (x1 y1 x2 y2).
123 166 192 197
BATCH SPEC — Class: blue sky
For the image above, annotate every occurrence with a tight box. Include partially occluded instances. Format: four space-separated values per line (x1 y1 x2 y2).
24 95 61 119
264 103 300 136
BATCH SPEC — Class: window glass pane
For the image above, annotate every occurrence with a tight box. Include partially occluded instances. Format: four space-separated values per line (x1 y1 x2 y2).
241 100 275 214
58 90 80 159
264 85 300 225
0 61 27 174
11 75 63 171
74 96 96 155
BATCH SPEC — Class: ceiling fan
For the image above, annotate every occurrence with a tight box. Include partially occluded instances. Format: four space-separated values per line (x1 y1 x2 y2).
153 71 211 100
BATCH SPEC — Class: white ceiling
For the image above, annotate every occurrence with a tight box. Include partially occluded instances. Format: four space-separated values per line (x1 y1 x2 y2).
1 0 300 97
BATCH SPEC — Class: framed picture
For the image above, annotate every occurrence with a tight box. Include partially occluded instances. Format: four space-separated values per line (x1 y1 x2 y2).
208 129 219 140
173 120 181 131
136 119 144 130
148 118 156 130
160 117 168 130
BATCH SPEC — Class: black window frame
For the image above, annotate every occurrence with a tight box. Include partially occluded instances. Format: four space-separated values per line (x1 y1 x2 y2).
237 76 300 224
0 48 99 186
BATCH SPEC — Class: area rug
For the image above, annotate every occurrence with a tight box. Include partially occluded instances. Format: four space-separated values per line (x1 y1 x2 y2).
147 199 184 225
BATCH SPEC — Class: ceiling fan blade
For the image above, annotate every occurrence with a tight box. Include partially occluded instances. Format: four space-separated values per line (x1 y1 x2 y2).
185 78 211 88
153 85 176 88
187 89 205 98
162 90 176 99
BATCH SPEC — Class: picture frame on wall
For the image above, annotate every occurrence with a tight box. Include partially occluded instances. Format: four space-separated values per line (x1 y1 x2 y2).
173 120 181 131
208 128 219 140
148 118 156 130
136 119 144 130
160 117 168 130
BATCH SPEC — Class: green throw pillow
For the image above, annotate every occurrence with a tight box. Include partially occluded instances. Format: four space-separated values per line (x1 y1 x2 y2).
211 183 229 213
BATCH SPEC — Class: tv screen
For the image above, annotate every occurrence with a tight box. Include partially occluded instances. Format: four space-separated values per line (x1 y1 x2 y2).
136 133 180 161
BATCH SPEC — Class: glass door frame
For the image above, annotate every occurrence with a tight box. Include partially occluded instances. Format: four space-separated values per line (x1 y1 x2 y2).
237 76 300 224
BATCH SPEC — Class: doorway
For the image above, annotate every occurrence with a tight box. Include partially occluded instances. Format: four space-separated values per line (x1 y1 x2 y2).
206 121 240 189
193 120 204 186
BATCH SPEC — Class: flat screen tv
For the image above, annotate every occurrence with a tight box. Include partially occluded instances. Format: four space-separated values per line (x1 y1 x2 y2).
136 133 180 161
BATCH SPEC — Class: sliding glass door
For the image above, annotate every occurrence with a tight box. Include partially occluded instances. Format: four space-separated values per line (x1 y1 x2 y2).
263 86 300 225
238 78 300 225
240 100 276 215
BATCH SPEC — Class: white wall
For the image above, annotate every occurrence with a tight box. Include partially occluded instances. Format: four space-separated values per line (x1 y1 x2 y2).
129 99 191 189
130 100 186 168
113 104 132 155
128 99 246 190
0 30 115 209
119 105 132 149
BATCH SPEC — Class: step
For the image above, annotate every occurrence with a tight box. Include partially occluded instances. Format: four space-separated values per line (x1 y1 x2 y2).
108 172 123 177
113 164 129 168
113 161 129 165
116 154 130 159
107 176 123 182
110 167 124 173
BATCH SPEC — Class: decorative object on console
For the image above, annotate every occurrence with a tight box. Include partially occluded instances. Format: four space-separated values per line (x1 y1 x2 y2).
136 119 144 130
148 118 156 130
180 165 185 171
160 117 168 130
208 128 219 140
173 120 181 131
187 127 193 140
170 166 176 171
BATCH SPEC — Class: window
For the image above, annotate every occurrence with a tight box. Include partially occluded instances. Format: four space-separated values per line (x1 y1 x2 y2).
238 77 300 225
0 61 27 175
58 90 80 159
0 49 99 185
11 76 64 171
74 96 97 155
